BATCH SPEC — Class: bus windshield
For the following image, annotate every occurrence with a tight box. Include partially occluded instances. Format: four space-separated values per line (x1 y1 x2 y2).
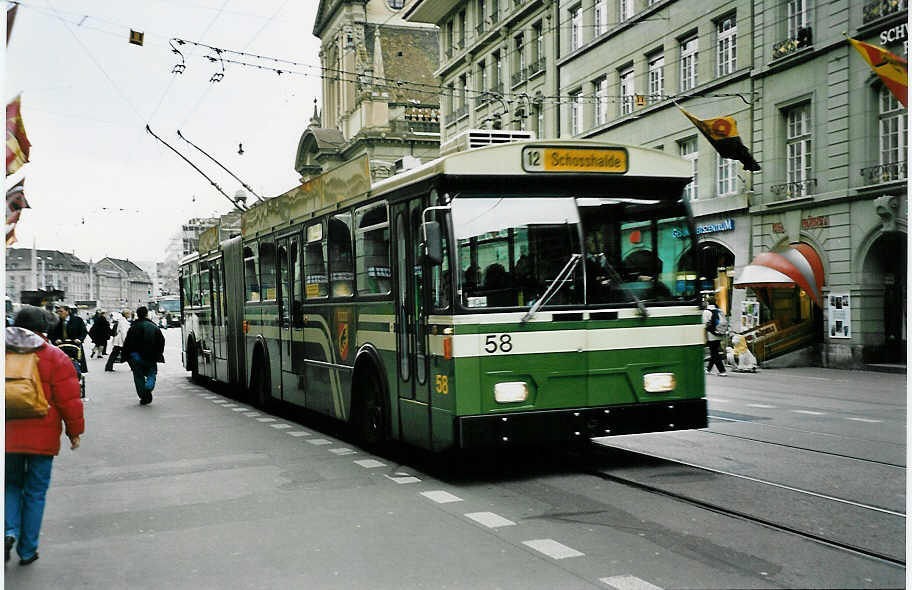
158 298 180 313
453 195 698 310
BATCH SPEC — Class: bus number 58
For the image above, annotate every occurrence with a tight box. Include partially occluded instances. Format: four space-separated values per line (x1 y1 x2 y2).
484 334 513 354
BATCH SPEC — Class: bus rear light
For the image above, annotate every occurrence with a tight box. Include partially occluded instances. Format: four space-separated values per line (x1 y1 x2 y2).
242 320 249 334
644 372 676 393
494 382 528 403
443 337 453 359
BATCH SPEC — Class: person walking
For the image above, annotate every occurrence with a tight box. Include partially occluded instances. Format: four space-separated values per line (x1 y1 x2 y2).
5 305 85 566
49 303 88 374
88 310 110 358
703 296 728 376
104 310 130 372
121 306 165 405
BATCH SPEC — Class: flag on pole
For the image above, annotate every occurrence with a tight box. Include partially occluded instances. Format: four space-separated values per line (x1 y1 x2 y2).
7 95 31 176
847 37 907 108
6 178 29 246
7 3 18 45
678 106 761 171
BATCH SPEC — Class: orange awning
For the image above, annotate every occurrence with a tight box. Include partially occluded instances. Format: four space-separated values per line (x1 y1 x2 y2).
734 243 825 306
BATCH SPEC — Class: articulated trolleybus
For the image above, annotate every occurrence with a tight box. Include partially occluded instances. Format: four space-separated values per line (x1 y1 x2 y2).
180 140 708 452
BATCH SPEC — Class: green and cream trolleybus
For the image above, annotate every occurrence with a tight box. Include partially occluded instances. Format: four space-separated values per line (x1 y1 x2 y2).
180 140 708 451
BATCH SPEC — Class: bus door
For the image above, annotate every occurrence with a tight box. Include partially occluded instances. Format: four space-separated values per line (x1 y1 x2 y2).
210 257 226 380
276 236 292 402
393 198 431 448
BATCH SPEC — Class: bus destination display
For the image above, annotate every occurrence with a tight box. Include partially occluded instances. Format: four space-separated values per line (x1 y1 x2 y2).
522 146 628 173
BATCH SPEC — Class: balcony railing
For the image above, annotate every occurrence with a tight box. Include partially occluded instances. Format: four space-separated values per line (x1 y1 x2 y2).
860 161 907 183
527 57 546 77
863 0 906 23
772 27 812 60
511 70 525 86
770 178 818 199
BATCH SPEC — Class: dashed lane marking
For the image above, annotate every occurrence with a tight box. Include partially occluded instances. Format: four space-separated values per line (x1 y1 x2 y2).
256 417 276 422
307 438 333 446
384 474 420 484
222 403 238 407
600 575 664 590
354 459 386 468
231 407 249 412
465 512 516 528
287 431 311 437
845 417 883 423
522 539 584 560
270 424 292 429
243 412 261 417
210 400 229 404
328 447 357 455
709 398 730 403
421 490 463 504
792 410 826 415
747 403 776 409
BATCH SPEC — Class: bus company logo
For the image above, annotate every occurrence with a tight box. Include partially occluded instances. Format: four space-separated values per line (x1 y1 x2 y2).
335 309 352 361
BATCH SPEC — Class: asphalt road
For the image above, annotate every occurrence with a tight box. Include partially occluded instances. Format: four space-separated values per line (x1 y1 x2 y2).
4 334 906 589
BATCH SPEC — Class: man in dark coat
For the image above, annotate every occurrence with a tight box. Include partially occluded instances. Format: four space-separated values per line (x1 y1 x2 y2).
49 304 88 373
87 310 110 358
121 306 165 405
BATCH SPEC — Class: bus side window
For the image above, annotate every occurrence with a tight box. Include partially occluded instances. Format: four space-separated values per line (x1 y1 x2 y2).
304 223 328 298
190 262 200 307
354 201 390 295
181 271 192 308
243 243 260 302
199 261 211 307
259 239 277 301
329 213 354 297
432 210 451 310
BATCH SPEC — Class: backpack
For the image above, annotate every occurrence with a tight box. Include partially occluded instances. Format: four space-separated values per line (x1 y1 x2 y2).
706 308 722 336
5 351 49 419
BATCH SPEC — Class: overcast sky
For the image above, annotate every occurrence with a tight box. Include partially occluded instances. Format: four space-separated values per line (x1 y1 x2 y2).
6 0 323 264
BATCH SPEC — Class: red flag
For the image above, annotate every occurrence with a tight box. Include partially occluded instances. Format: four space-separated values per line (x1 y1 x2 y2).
847 37 907 108
679 107 761 171
7 95 31 175
6 178 29 245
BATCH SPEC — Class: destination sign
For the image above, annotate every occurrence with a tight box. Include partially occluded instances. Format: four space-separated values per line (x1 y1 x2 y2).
522 146 628 173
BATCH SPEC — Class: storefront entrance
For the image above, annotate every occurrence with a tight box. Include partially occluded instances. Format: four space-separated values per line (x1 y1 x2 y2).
862 232 907 362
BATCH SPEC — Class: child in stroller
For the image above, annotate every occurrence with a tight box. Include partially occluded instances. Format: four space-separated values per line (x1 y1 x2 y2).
57 339 86 398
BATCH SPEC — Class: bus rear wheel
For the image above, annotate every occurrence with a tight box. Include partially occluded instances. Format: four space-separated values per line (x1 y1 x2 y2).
187 340 201 383
251 357 271 410
354 370 386 450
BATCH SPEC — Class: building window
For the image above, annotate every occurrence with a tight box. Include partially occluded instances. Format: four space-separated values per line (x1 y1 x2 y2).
570 5 582 51
619 0 634 23
716 15 737 77
533 21 543 62
787 0 808 39
679 137 699 200
619 67 634 116
717 155 738 196
514 34 525 80
594 76 608 125
477 60 487 101
388 0 404 8
458 10 466 48
595 0 608 36
536 104 544 137
680 35 698 92
648 54 664 103
476 0 486 33
493 51 503 91
445 21 454 56
786 103 812 196
879 86 906 180
569 90 581 135
459 74 468 109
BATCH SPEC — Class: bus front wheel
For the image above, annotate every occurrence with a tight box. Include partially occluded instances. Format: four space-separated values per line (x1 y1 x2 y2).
187 340 201 383
354 370 387 450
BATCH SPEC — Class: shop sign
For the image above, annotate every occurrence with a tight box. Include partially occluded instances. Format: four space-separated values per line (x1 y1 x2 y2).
879 23 908 55
672 218 734 239
828 293 851 339
801 215 829 229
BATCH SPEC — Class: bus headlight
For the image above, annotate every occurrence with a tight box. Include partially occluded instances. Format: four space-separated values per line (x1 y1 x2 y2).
494 382 528 403
643 373 676 393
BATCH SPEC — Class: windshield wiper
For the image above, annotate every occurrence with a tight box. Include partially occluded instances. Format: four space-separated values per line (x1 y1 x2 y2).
601 260 649 317
521 254 582 323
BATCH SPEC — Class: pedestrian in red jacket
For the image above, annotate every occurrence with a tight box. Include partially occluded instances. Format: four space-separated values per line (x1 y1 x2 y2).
5 305 84 566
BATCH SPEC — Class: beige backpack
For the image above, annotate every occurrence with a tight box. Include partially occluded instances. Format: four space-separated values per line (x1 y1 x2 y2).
6 351 49 419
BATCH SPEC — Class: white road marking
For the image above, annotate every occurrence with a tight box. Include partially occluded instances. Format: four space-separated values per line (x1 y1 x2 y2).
307 438 333 446
354 459 386 468
256 417 276 422
328 447 357 455
522 539 584 559
231 407 248 412
465 512 516 528
210 399 229 404
747 403 776 409
600 575 664 590
287 431 311 437
243 412 261 417
421 490 463 504
384 474 420 484
709 398 730 403
845 417 882 423
270 424 292 429
792 410 826 415
221 403 238 407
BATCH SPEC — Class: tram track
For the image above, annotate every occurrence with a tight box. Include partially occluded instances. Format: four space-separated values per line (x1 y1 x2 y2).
580 442 906 568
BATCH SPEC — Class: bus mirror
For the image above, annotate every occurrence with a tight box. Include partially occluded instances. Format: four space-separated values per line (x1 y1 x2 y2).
422 220 443 265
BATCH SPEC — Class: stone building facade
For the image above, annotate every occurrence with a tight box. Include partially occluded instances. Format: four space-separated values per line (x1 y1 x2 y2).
6 248 90 303
298 0 441 181
93 257 154 313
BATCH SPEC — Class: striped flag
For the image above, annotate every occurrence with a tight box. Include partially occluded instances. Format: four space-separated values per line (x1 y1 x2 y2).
6 178 29 245
847 37 907 108
678 107 761 171
7 95 31 176
7 3 18 44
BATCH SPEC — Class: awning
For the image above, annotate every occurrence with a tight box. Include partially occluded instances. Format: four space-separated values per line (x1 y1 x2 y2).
734 243 825 306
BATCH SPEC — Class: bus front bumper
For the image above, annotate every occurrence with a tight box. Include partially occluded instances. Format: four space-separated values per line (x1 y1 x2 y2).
456 398 708 449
